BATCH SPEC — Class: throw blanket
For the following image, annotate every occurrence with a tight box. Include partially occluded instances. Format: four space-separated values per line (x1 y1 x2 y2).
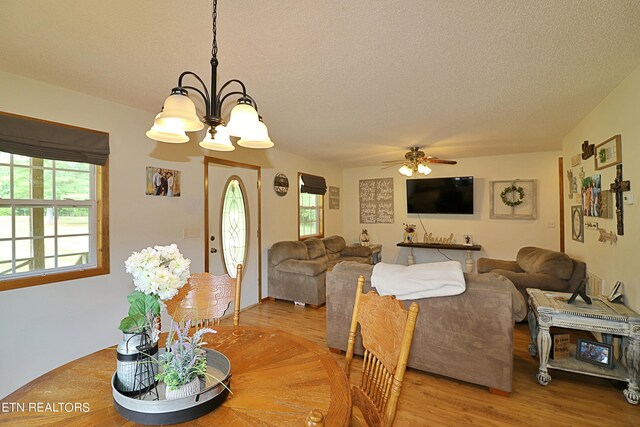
371 261 466 300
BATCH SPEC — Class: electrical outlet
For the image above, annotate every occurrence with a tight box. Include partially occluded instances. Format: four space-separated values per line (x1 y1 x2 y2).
546 221 556 228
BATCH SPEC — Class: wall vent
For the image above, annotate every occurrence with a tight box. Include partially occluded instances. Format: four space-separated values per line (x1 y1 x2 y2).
586 271 604 296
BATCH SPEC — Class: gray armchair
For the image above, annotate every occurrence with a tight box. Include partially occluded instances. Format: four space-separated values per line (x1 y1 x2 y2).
477 246 587 302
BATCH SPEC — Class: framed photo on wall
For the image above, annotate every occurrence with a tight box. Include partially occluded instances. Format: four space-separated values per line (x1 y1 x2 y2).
571 205 584 242
594 135 621 170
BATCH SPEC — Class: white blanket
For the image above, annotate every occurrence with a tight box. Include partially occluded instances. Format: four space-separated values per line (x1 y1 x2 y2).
371 261 466 300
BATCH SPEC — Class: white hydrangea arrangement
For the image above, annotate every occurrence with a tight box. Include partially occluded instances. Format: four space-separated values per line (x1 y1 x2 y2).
125 243 191 301
119 244 191 335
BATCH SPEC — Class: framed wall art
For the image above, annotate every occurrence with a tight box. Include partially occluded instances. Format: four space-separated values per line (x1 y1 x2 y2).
490 179 537 219
571 205 584 242
146 166 181 197
594 135 621 170
328 186 340 209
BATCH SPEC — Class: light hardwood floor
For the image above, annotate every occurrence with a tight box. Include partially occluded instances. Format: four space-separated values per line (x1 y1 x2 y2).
221 300 638 426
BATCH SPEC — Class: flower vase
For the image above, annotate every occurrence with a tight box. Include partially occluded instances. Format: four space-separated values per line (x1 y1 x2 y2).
164 377 202 400
404 231 416 243
115 331 158 394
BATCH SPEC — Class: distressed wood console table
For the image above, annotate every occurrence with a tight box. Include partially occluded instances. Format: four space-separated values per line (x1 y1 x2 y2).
527 288 640 404
396 242 481 273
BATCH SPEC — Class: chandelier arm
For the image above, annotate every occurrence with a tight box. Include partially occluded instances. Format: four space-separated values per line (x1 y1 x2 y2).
217 79 248 97
217 91 259 115
177 71 212 114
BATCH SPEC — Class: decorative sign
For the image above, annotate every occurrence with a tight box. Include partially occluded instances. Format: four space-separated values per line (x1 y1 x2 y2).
600 190 613 219
567 170 577 199
551 334 570 360
359 178 394 224
328 186 340 209
571 205 584 242
571 154 581 167
585 220 599 230
598 228 617 245
581 140 595 160
273 173 289 196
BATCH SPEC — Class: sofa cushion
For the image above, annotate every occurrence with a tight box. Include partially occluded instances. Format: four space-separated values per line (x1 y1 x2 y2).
516 247 573 280
323 235 346 254
276 259 327 277
304 238 327 260
269 241 309 265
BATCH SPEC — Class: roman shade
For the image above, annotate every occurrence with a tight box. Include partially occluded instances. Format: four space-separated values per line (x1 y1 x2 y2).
300 173 327 195
0 112 110 166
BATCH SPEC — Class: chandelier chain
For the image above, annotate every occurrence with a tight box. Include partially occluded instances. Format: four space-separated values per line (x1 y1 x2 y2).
211 0 218 58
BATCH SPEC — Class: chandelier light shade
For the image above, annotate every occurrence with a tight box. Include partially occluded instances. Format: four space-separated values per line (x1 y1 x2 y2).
147 0 273 151
199 125 235 151
237 119 274 148
145 114 190 143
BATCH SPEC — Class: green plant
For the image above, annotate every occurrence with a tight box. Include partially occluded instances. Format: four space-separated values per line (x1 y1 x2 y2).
599 148 607 163
155 321 218 390
118 291 161 333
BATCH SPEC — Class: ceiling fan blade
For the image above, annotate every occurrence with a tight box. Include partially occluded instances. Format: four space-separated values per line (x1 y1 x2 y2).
381 160 405 164
381 164 403 170
425 158 457 165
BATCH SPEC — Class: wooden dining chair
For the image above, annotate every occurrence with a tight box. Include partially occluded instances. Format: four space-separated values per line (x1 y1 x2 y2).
345 275 419 427
165 264 243 327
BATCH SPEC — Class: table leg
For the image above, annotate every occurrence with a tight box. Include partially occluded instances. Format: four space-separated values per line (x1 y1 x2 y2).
536 325 552 385
623 336 640 405
527 310 538 357
407 248 415 266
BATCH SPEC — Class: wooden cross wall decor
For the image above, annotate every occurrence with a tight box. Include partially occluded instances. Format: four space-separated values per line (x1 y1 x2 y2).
581 140 595 160
610 164 630 235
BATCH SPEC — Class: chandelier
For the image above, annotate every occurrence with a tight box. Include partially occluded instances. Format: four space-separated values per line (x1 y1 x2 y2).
398 148 431 177
146 0 273 151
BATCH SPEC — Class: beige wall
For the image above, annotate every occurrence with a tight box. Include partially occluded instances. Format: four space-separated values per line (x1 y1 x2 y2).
342 151 562 268
561 64 640 312
0 71 342 398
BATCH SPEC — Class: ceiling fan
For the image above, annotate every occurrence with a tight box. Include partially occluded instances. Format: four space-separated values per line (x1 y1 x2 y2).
382 147 457 176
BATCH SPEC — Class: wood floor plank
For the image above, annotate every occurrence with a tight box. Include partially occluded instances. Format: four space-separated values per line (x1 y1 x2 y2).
224 300 638 426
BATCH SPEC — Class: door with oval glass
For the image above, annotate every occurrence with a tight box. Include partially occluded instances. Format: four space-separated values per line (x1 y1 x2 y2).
206 160 260 311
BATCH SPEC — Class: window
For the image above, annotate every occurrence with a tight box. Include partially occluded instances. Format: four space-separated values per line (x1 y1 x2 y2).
298 173 326 239
221 177 248 278
0 151 109 291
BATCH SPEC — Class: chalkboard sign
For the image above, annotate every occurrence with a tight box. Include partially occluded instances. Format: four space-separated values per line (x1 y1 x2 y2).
359 178 394 224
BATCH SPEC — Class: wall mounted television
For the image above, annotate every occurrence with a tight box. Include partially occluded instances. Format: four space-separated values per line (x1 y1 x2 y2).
406 176 474 214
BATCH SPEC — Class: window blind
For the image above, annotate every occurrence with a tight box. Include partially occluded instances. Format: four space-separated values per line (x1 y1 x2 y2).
0 112 110 166
300 173 327 195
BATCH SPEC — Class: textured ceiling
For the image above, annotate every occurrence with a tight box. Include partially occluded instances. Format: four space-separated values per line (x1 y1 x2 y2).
1 0 640 167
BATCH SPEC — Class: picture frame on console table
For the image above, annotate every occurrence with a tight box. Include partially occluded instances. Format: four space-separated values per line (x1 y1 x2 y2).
576 338 614 369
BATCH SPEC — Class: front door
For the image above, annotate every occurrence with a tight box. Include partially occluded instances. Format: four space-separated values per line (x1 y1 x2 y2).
205 158 261 310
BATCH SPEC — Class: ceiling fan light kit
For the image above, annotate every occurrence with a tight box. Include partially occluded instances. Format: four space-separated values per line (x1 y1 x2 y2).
390 147 457 177
147 0 273 151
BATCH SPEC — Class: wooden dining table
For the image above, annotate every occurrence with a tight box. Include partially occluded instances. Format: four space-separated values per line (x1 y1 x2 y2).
0 326 352 426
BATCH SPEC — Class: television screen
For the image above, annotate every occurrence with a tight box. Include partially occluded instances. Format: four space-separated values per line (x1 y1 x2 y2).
406 176 474 214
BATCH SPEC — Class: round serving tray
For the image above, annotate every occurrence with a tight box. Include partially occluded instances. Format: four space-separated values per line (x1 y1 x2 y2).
112 348 231 425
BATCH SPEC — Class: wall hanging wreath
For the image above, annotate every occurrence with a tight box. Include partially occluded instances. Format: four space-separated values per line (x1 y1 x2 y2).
501 184 525 207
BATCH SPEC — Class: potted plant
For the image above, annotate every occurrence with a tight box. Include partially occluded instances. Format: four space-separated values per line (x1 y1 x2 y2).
115 244 191 394
156 321 217 400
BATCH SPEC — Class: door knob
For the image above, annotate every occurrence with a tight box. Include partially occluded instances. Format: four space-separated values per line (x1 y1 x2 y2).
210 248 218 253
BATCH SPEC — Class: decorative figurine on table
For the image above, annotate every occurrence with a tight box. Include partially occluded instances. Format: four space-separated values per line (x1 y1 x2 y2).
359 229 370 246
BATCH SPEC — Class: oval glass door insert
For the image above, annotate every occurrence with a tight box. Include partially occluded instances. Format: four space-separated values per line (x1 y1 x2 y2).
220 176 248 278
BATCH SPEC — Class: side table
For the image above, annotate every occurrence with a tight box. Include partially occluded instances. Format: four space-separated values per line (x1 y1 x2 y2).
527 288 640 404
369 244 382 264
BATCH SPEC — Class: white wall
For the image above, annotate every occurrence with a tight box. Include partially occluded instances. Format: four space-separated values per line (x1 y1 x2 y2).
0 71 342 398
561 64 640 312
343 151 562 268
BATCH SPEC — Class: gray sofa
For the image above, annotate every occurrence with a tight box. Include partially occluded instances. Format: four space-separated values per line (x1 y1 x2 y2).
268 235 373 307
477 246 587 302
326 261 527 394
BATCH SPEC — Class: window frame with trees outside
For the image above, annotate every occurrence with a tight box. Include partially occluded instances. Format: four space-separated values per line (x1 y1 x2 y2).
0 151 109 291
298 173 325 240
